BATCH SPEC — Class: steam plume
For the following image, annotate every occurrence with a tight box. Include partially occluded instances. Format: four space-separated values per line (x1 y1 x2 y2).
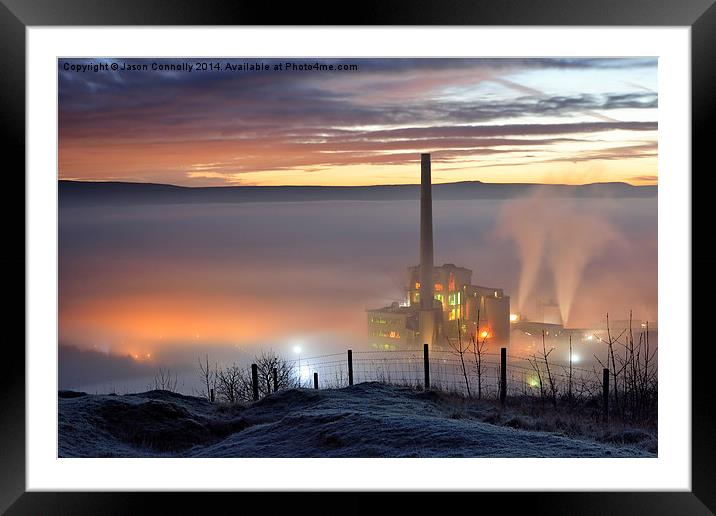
497 192 624 325
496 196 547 312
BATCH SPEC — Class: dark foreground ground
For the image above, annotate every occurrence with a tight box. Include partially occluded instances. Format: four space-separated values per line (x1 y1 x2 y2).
58 382 656 458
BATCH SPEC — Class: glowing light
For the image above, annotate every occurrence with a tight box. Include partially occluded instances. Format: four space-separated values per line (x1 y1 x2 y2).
570 353 580 363
585 334 594 341
509 313 519 323
298 364 311 381
293 345 302 354
480 330 489 339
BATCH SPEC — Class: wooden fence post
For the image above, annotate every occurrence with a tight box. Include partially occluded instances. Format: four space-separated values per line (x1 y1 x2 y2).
313 372 319 389
423 343 430 390
272 368 278 393
500 347 507 406
602 368 610 423
251 363 259 401
347 349 354 386
210 388 215 403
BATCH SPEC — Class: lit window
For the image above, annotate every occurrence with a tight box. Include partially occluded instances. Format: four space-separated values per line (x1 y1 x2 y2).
434 283 443 292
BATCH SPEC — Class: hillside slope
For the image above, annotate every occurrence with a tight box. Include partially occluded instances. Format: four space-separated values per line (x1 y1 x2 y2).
59 180 657 207
59 383 653 458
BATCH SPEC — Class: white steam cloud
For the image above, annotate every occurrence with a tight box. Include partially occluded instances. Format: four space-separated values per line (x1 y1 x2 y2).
497 192 625 325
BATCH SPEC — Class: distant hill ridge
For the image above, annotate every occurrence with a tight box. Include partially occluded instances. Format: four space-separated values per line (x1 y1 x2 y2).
59 180 657 206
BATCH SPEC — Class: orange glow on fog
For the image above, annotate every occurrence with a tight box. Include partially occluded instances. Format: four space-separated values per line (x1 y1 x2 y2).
59 290 365 355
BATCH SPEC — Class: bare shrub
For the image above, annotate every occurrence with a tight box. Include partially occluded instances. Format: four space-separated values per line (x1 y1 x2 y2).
149 368 178 392
470 312 489 400
214 351 297 404
446 318 471 397
611 312 658 422
215 364 251 404
254 349 298 397
197 354 218 401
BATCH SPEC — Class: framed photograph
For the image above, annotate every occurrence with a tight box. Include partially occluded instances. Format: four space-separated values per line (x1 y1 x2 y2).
4 0 713 513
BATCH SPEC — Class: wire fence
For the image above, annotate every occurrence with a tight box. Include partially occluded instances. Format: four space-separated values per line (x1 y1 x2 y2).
281 347 607 400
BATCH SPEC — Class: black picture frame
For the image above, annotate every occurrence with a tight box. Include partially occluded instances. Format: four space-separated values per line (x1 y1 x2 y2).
2 0 712 513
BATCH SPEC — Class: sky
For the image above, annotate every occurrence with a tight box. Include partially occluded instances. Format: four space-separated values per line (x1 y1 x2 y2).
58 58 658 187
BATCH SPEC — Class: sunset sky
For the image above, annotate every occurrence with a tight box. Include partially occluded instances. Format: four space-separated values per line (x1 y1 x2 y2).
58 58 658 187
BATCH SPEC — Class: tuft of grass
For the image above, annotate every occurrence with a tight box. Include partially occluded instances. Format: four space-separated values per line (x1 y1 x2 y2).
413 388 656 452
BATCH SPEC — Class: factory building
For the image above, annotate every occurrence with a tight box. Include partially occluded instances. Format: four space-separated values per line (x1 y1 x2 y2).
509 310 657 364
367 153 510 351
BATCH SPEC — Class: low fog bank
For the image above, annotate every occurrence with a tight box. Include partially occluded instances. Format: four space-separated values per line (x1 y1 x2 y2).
59 334 360 395
59 193 656 393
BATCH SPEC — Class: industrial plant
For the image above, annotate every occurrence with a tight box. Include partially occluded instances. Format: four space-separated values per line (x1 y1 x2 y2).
367 154 511 351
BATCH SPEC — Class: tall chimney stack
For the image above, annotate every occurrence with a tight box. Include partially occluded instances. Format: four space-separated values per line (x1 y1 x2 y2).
419 153 436 348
